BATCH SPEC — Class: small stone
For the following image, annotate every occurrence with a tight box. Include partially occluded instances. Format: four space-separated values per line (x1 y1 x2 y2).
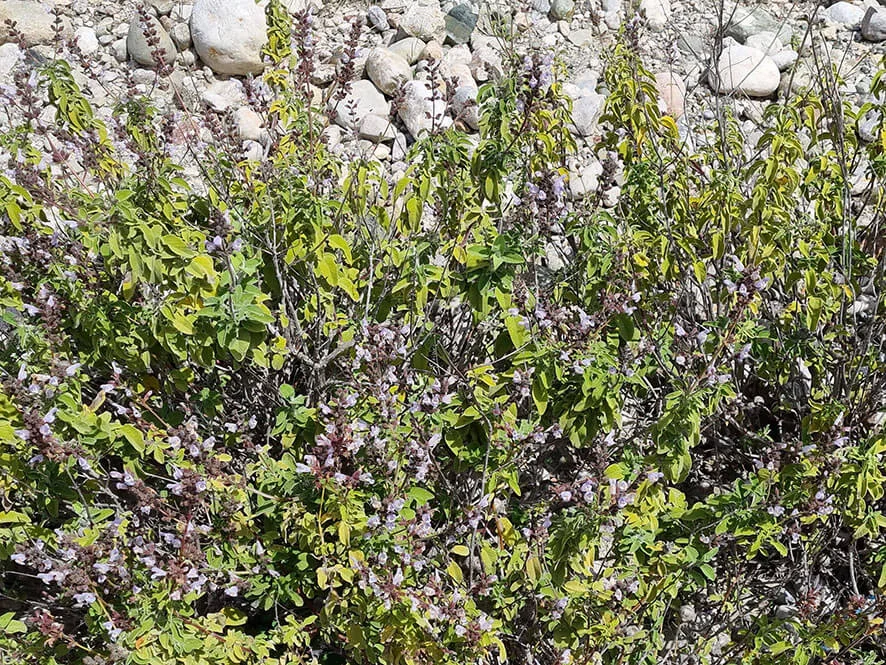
397 79 452 139
322 124 342 149
770 49 797 71
862 7 886 42
359 113 397 141
399 0 446 43
242 139 264 162
202 79 245 112
0 42 21 80
365 47 412 96
570 93 606 137
451 85 479 129
171 23 191 50
131 68 157 86
568 160 603 199
445 3 477 45
127 13 177 68
148 0 175 16
711 44 780 98
549 0 575 20
391 131 408 160
328 79 390 130
421 39 443 62
654 71 686 118
389 37 424 64
470 46 504 81
191 0 267 75
367 6 389 32
858 110 880 143
310 63 336 86
180 49 196 67
602 185 620 208
640 0 670 31
775 605 797 620
74 27 99 55
112 38 128 62
567 28 593 47
744 31 782 56
826 2 865 28
235 107 264 141
679 605 697 623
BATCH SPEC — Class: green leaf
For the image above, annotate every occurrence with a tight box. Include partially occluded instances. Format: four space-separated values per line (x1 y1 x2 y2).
162 234 196 258
0 612 26 634
505 316 529 348
171 312 195 335
118 424 145 454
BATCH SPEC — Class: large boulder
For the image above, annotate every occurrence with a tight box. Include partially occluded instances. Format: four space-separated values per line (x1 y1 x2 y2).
328 80 390 131
0 1 72 46
723 5 791 43
191 0 267 75
365 47 412 96
640 0 670 31
398 0 446 42
654 71 686 118
397 80 452 139
710 44 780 97
127 13 176 68
862 7 886 42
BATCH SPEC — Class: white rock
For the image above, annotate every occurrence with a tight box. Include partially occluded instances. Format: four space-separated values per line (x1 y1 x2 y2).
0 1 72 46
191 0 267 75
744 31 782 56
111 38 128 62
388 37 424 64
770 49 797 71
470 46 503 82
399 0 446 42
825 2 865 28
127 13 176 67
74 27 99 55
202 79 245 112
862 7 886 42
724 5 790 43
654 71 686 118
0 42 20 80
570 93 605 137
568 160 603 199
444 62 475 89
359 113 397 141
567 28 593 47
365 47 412 96
328 79 390 130
421 39 443 62
640 0 670 31
397 79 451 139
442 44 472 69
242 139 264 161
711 44 780 97
322 124 342 149
171 23 191 49
451 85 479 129
235 106 264 140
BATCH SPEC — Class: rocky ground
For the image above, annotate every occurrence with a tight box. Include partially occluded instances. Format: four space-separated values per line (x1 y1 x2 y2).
1 0 886 203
